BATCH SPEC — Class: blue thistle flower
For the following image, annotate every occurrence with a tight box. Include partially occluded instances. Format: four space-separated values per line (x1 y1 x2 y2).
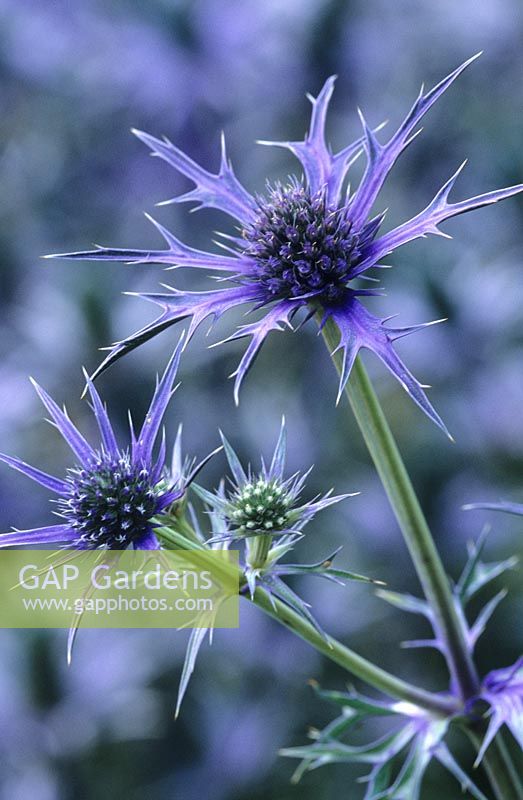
0 336 212 550
49 54 523 435
193 418 376 615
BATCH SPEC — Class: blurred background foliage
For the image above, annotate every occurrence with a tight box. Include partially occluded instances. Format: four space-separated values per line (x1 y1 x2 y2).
0 1 522 797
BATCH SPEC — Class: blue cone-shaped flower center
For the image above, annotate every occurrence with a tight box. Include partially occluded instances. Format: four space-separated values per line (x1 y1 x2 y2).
243 184 360 302
228 478 291 533
61 454 159 548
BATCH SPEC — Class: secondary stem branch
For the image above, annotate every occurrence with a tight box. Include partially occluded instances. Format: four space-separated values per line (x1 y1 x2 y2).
157 522 456 715
320 317 478 701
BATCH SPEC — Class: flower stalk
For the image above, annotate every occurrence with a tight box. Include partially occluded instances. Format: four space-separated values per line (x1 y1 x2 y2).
320 314 479 701
247 534 272 569
156 517 457 716
320 316 523 799
250 584 457 716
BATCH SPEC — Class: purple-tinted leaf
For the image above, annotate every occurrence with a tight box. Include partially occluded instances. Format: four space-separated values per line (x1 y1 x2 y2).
354 163 523 277
30 379 95 464
468 590 507 649
463 500 523 517
133 128 257 223
0 524 76 548
478 659 523 765
0 453 67 494
134 334 184 464
216 298 302 404
259 76 385 203
434 744 490 800
83 370 119 458
90 284 261 383
323 297 450 436
46 212 245 271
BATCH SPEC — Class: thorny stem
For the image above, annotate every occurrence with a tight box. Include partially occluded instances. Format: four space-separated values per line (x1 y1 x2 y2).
320 316 479 701
320 316 523 799
156 522 458 716
250 585 458 716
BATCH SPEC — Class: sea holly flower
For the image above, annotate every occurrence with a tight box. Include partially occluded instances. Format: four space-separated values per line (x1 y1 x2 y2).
0 336 216 551
174 442 378 715
50 54 523 434
280 684 489 800
193 418 377 622
193 416 352 554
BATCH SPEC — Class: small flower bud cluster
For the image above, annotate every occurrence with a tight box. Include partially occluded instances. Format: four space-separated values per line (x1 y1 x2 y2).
228 478 291 534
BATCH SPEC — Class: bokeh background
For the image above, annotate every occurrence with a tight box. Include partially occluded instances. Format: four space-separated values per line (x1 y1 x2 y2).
0 1 522 797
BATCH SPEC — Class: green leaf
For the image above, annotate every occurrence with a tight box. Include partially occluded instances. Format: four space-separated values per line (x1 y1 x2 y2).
281 724 416 766
376 589 432 619
175 626 209 718
309 683 396 717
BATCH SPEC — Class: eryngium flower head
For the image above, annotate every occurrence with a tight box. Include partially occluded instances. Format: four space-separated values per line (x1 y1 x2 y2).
0 338 197 550
195 417 351 544
50 54 523 435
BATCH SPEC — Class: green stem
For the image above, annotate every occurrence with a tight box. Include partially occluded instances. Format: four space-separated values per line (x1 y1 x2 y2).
247 534 272 569
320 317 479 701
156 521 457 715
467 729 523 800
250 584 457 715
321 317 523 798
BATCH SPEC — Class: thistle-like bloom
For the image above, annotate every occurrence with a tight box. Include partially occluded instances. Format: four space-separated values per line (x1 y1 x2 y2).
50 54 523 434
194 418 351 545
0 337 209 550
175 428 375 715
193 419 375 616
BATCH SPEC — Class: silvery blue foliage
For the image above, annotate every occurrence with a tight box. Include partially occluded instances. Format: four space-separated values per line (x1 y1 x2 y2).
281 529 521 795
280 683 489 800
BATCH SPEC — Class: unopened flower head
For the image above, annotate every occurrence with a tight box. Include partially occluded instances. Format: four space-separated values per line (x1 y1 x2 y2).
50 54 523 435
0 337 206 551
228 476 291 534
196 418 351 542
